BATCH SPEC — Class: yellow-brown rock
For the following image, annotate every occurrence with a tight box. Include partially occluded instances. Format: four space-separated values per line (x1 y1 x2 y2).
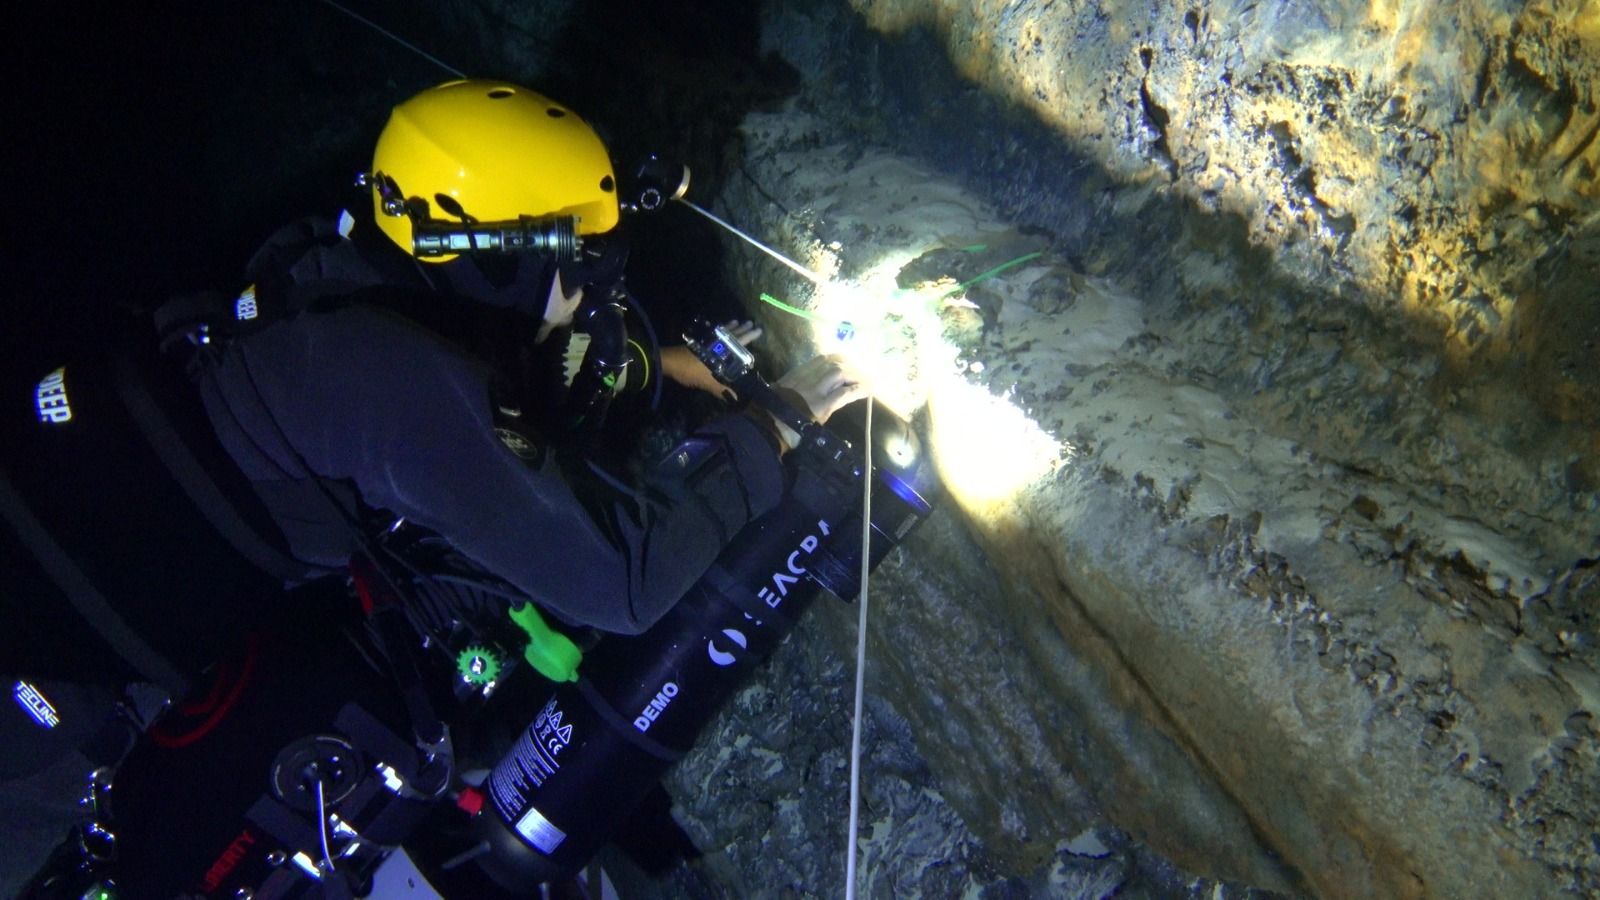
688 2 1600 897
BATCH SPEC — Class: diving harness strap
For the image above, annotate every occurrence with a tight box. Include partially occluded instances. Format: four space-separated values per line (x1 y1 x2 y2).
0 470 190 698
110 348 312 586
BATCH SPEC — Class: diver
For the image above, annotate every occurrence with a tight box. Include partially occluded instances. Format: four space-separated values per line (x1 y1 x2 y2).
0 79 863 895
188 78 866 634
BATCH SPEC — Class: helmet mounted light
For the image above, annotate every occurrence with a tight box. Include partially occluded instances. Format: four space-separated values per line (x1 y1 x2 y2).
358 169 581 261
408 211 581 262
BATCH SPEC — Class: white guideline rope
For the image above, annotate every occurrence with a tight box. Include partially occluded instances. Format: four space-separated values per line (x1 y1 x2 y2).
845 397 874 899
312 0 468 79
678 199 829 287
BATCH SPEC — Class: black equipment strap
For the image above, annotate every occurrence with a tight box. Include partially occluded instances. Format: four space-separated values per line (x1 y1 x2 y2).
81 682 171 767
110 347 311 585
350 553 450 750
0 467 191 697
333 703 420 783
153 290 230 353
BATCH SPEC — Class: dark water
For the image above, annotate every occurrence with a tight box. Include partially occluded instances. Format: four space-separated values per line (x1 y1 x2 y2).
5 1 786 376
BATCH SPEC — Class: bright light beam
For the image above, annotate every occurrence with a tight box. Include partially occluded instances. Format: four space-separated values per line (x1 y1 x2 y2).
683 199 1065 510
926 372 1065 509
805 253 1065 511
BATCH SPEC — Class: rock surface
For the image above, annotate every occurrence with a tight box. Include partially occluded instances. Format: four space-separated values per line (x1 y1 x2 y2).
636 512 1279 899
659 2 1600 898
144 1 1599 896
829 0 1600 435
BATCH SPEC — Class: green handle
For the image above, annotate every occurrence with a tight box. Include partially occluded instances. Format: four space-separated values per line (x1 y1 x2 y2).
508 602 582 683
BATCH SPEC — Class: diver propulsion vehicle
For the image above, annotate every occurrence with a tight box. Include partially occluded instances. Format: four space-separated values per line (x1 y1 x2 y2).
91 322 938 897
433 323 938 890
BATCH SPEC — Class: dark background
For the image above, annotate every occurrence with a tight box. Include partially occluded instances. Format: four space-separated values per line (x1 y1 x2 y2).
3 1 797 373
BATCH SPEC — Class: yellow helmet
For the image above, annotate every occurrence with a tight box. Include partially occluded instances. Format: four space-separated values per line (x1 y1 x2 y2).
369 79 620 260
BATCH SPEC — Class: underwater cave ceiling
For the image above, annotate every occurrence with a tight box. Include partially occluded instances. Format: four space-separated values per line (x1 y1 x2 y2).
36 0 1595 896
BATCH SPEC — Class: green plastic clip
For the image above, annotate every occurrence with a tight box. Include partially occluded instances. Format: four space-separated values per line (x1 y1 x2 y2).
508 602 581 683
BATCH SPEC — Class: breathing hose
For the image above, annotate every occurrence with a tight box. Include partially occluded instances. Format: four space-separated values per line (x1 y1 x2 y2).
564 297 629 435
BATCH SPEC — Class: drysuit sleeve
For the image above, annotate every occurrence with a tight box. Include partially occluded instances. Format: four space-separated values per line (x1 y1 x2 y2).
206 304 784 635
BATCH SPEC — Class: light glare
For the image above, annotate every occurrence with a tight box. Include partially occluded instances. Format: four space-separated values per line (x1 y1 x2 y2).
928 372 1063 507
804 253 1064 510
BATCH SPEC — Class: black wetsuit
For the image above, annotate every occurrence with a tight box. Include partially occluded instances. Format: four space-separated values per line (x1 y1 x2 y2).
193 296 784 633
0 218 785 892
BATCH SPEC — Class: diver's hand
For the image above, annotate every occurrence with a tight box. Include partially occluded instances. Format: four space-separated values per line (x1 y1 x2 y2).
662 320 764 398
766 353 867 451
776 353 865 422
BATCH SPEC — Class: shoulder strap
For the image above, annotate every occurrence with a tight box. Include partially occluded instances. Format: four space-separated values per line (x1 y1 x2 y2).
110 345 313 585
154 212 390 352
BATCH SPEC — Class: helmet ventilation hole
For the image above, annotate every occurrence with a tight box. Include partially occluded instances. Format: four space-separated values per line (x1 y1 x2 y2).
546 107 567 118
487 88 515 99
600 176 615 193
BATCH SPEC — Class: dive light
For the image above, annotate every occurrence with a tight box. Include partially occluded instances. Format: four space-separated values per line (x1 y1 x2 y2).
409 215 580 262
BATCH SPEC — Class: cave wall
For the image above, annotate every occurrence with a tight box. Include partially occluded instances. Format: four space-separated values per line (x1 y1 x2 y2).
45 1 1595 896
837 0 1600 432
677 1 1600 897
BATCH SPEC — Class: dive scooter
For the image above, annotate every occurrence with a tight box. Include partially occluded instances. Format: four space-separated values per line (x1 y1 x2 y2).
419 321 939 892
